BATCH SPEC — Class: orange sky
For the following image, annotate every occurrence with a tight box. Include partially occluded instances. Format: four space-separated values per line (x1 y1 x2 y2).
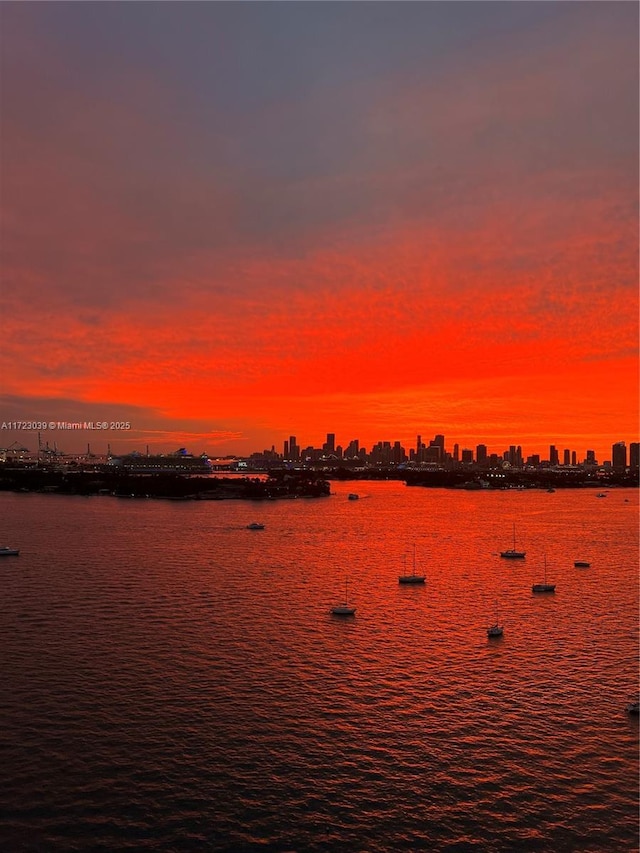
1 3 638 462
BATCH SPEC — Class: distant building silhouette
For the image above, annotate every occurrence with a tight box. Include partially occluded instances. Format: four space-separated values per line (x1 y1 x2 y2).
271 429 635 477
323 433 335 455
345 439 360 459
612 441 627 469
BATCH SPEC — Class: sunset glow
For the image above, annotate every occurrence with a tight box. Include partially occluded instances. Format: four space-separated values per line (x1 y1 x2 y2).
1 3 638 462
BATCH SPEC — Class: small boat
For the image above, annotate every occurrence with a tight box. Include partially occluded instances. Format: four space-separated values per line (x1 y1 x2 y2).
532 555 556 593
596 493 607 498
626 701 639 715
500 523 526 559
546 488 556 493
331 577 356 616
0 546 20 556
246 522 265 530
347 493 359 501
574 560 590 568
487 600 504 638
398 545 426 584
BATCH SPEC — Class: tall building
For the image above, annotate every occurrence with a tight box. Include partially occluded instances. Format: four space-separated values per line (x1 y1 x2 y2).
630 442 639 469
453 443 459 462
585 449 597 466
433 434 445 452
549 445 559 466
563 449 570 466
476 444 487 464
571 450 577 466
424 446 441 464
508 445 523 467
461 449 474 464
324 433 335 455
429 434 445 462
288 435 299 461
392 441 406 465
612 441 627 469
345 439 359 459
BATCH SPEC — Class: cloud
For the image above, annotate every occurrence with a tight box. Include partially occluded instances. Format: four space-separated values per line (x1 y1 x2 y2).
1 3 636 460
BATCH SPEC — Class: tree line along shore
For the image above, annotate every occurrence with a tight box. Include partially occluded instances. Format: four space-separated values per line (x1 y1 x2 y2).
0 464 636 500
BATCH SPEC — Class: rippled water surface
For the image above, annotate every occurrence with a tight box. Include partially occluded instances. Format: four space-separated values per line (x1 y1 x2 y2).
2 484 638 851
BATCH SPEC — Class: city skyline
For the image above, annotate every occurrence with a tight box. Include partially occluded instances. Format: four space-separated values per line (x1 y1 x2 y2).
1 4 638 467
4 422 636 471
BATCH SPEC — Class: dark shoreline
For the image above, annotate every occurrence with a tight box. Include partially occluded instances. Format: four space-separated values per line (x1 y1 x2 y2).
0 468 331 500
0 464 636 500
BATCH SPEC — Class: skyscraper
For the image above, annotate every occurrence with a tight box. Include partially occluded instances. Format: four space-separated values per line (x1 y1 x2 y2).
345 439 359 459
429 434 445 462
549 445 559 466
630 442 639 469
392 441 405 465
612 441 627 469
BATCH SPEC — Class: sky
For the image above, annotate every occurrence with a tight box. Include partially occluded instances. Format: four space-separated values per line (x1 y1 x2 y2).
1 2 638 463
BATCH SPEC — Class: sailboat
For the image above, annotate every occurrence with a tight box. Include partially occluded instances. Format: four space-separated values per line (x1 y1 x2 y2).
398 544 426 584
487 600 504 637
331 577 356 615
532 555 556 593
500 523 526 559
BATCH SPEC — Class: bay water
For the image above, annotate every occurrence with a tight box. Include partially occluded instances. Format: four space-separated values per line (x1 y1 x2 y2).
1 483 638 851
